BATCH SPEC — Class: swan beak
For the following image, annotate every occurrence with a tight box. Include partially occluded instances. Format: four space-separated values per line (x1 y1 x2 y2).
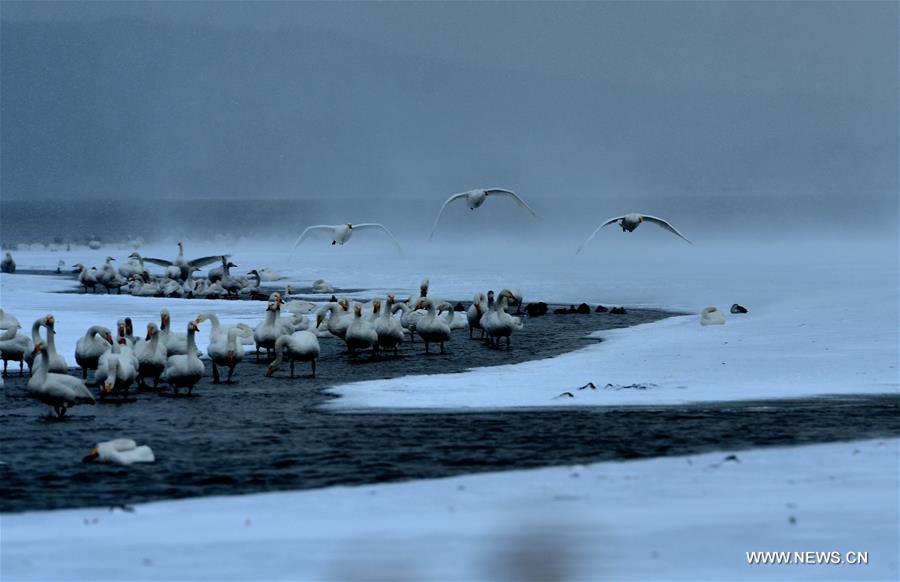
103 383 113 394
106 334 114 344
32 343 43 354
265 367 274 377
82 448 99 463
315 315 323 327
331 240 337 245
145 332 152 341
194 318 202 325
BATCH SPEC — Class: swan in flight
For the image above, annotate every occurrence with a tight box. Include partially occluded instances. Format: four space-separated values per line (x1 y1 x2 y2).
292 223 403 254
142 241 226 281
429 188 540 240
576 213 692 252
267 331 320 378
28 343 95 418
83 439 154 465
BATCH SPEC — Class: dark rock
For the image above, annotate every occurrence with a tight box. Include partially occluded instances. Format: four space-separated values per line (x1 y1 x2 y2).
595 304 608 313
730 303 748 314
454 302 465 312
566 305 577 314
576 303 591 314
329 295 338 303
525 302 549 317
610 306 627 315
553 306 571 315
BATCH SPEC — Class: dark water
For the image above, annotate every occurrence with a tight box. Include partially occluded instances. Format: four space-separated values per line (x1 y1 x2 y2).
2 307 898 513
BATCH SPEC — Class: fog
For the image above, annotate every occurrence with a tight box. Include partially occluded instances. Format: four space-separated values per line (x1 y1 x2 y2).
1 1 897 245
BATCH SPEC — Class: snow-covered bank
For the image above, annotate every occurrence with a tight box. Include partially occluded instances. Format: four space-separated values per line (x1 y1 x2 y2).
3 438 897 581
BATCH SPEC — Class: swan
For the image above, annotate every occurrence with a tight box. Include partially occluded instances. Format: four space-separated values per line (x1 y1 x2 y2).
129 275 161 297
345 305 378 356
577 213 692 252
159 309 191 356
142 241 226 281
207 257 235 283
374 296 405 355
134 323 167 390
196 313 253 382
240 269 262 296
28 343 95 417
257 267 284 281
118 252 148 278
414 299 453 353
481 290 522 348
24 315 68 374
428 188 540 239
75 325 113 379
219 262 243 296
467 293 488 339
72 263 99 293
0 324 31 376
1 252 15 273
266 331 320 378
0 308 20 329
95 338 139 399
292 223 403 254
392 302 426 342
315 300 352 340
254 301 282 360
441 305 469 331
97 257 127 294
406 277 430 305
82 439 154 465
160 321 204 395
700 307 726 326
312 279 335 294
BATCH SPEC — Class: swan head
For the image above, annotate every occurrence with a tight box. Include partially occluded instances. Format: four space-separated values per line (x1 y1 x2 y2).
338 298 350 311
82 447 100 463
285 285 293 295
124 318 134 335
31 342 44 356
354 305 363 317
372 300 381 313
347 223 353 229
187 321 200 333
145 323 157 340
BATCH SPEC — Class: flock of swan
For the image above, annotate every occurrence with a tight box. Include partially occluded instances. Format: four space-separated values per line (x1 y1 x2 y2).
0 276 525 418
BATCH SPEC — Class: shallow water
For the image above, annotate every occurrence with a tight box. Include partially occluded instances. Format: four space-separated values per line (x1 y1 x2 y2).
2 307 898 513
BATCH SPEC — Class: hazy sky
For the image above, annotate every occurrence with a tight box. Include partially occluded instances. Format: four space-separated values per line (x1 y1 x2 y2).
1 1 897 211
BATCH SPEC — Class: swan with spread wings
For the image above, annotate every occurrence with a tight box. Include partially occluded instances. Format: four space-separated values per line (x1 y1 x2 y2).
292 223 403 254
576 213 692 253
142 241 227 281
428 188 540 240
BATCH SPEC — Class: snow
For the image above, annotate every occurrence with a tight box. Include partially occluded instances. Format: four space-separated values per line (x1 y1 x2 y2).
2 236 898 410
2 438 896 581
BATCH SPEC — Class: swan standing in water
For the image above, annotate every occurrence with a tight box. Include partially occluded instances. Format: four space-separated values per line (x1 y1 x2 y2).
142 241 226 281
28 343 95 418
375 296 405 356
415 299 453 353
134 323 167 390
254 299 295 361
72 264 99 293
24 315 68 374
292 223 403 254
1 252 15 273
467 293 489 339
0 324 31 376
428 188 540 240
82 439 155 465
161 321 204 395
267 331 320 378
197 314 253 383
75 325 113 379
576 213 692 252
316 300 352 340
481 290 523 348
159 309 191 356
95 338 139 399
345 305 378 357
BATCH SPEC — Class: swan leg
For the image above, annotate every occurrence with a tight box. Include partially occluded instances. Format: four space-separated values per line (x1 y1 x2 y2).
2 359 7 376
290 360 295 379
82 367 88 380
212 363 220 384
311 359 317 378
226 365 235 383
255 345 260 362
440 342 445 354
424 342 429 354
19 359 24 376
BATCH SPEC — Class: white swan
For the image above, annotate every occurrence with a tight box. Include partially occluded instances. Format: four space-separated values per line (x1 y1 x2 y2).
95 339 139 398
72 263 99 293
266 331 320 378
75 325 113 379
467 293 488 339
28 343 95 417
97 257 127 294
374 296 405 355
293 223 403 254
315 300 352 340
700 307 726 326
24 315 68 374
82 439 154 465
415 299 453 353
428 188 540 239
159 309 189 356
161 321 204 395
134 323 167 390
392 302 425 342
312 279 335 294
253 300 294 361
577 213 692 252
345 305 378 356
481 290 522 348
203 319 253 383
0 308 20 330
142 241 226 281
0 324 31 376
118 252 148 279
129 275 161 297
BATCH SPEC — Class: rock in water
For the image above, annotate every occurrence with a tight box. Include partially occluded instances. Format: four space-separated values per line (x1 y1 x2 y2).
576 303 591 314
595 304 608 313
610 306 627 315
730 303 748 314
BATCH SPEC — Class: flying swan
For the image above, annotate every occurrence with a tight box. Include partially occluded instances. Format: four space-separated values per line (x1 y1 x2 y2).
576 213 692 253
293 223 403 254
429 188 540 240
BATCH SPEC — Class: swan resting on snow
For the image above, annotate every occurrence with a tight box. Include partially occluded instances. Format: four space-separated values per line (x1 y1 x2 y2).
293 223 403 254
82 439 155 465
700 307 726 326
429 188 540 239
577 213 692 252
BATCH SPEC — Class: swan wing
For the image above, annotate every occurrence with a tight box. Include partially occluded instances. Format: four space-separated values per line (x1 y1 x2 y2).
484 189 540 218
292 225 334 250
188 255 229 269
141 257 174 268
575 217 624 254
641 215 693 245
353 224 404 255
428 193 468 240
